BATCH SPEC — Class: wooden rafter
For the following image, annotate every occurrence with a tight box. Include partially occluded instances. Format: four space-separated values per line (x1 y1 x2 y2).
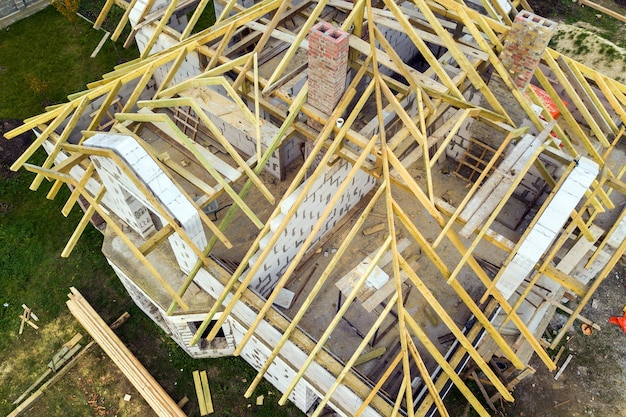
6 1 626 416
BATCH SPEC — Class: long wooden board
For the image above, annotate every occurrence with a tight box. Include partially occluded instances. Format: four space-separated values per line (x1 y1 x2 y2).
66 288 186 417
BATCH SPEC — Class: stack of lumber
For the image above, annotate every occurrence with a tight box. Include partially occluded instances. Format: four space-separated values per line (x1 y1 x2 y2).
66 287 186 417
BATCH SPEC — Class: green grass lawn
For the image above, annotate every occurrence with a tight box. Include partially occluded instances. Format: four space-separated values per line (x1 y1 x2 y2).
0 6 138 119
0 5 304 417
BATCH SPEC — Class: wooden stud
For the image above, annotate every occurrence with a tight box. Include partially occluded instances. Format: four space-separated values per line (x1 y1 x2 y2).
62 186 106 257
382 0 465 100
399 253 514 401
140 0 181 59
404 312 491 417
116 111 264 229
278 237 393 406
263 0 329 92
67 288 185 417
30 97 90 191
231 0 292 92
180 0 215 40
93 0 115 29
234 129 379 353
406 331 450 417
167 77 312 316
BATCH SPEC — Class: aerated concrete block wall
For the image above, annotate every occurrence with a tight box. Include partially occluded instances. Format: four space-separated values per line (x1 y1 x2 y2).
135 26 202 83
111 262 237 358
247 160 376 298
86 134 207 275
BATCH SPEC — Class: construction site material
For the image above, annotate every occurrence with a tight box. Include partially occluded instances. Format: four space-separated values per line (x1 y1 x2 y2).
12 333 83 405
553 346 566 365
609 311 626 332
193 370 214 415
66 288 185 417
8 312 128 417
554 354 574 381
578 0 626 23
354 347 387 366
362 223 386 236
7 341 96 417
18 304 39 334
4 1 626 416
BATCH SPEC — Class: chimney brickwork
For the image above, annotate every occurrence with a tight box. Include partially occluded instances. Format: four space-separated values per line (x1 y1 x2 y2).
499 11 558 91
307 21 350 117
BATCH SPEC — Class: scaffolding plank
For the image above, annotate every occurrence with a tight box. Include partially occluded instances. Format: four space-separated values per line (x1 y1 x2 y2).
495 158 599 300
459 133 544 238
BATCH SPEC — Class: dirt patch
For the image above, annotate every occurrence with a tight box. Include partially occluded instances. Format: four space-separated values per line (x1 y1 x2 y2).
504 262 626 417
549 23 626 82
0 119 34 179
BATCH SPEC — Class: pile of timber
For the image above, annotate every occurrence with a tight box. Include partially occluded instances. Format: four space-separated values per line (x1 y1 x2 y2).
66 287 185 417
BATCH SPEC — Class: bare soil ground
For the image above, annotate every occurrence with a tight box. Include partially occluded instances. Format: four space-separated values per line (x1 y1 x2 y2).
504 262 626 417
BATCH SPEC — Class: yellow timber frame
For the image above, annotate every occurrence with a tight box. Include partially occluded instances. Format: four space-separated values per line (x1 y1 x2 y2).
5 0 626 416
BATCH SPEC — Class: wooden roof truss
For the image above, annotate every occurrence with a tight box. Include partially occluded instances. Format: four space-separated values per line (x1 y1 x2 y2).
5 0 626 415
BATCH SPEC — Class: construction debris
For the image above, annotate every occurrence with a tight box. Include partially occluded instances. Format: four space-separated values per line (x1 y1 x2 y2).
18 304 38 334
8 311 128 417
554 354 574 381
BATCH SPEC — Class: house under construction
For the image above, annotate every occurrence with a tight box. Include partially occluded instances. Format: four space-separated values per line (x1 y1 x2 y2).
5 0 626 415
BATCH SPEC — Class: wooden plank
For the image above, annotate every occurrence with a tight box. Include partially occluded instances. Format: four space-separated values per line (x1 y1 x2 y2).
193 370 208 416
9 312 125 415
200 371 213 414
567 59 619 134
62 186 105 257
404 312 491 417
263 0 329 91
399 253 514 401
93 0 115 29
354 347 387 366
579 0 626 23
309 293 399 417
67 288 186 417
413 0 511 121
90 31 111 58
471 370 497 412
242 184 387 401
556 55 613 138
196 76 371 347
140 0 181 58
362 223 386 236
459 133 543 236
491 158 598 301
551 229 626 348
527 287 600 331
7 341 96 417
